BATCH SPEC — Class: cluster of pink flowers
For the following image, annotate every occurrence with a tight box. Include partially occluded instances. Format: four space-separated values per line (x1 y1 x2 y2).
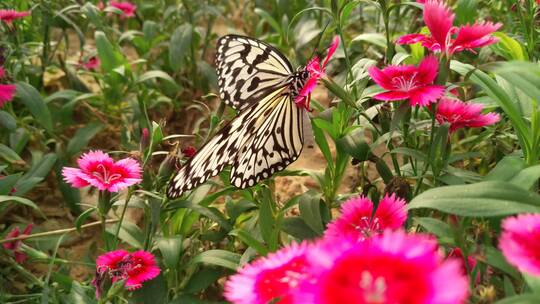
79 56 101 71
225 193 470 303
0 9 30 25
93 249 160 298
0 67 16 108
3 224 32 264
62 150 142 192
368 0 501 133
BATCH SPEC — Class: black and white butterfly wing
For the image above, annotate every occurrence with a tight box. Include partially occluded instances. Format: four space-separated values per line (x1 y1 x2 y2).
216 35 294 111
167 88 305 198
230 92 304 188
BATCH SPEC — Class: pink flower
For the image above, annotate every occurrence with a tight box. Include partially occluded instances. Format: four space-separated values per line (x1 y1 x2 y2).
0 84 15 108
93 250 160 297
0 9 30 24
397 1 502 56
368 55 445 106
80 56 100 70
499 214 540 276
62 150 142 192
181 146 197 158
0 67 15 108
109 1 137 18
297 230 469 304
325 193 407 241
296 36 339 110
436 98 500 132
3 224 33 264
224 242 311 304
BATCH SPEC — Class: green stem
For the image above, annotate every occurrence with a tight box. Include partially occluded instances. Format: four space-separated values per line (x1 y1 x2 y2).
112 189 134 249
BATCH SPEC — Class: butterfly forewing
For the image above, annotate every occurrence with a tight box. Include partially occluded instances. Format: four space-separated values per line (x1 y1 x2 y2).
216 35 294 111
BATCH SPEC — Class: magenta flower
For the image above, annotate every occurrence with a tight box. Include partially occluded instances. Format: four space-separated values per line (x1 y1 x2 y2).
436 98 500 132
368 55 445 106
62 150 142 192
296 36 339 110
397 1 502 56
80 56 100 71
0 9 30 24
297 230 469 304
93 250 160 297
3 224 33 264
0 67 15 108
499 214 540 276
224 242 311 304
325 193 407 241
109 1 137 18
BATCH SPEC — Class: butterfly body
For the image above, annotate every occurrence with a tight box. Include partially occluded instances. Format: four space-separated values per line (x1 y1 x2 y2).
167 35 314 199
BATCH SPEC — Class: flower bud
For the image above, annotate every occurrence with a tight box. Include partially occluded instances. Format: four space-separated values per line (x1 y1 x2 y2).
181 146 196 158
140 128 150 153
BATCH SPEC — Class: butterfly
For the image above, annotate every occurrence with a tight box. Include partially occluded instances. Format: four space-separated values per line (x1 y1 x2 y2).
166 35 338 199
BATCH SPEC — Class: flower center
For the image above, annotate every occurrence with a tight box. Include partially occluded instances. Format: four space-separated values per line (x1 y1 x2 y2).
359 271 387 303
92 164 122 184
353 217 382 240
392 74 418 91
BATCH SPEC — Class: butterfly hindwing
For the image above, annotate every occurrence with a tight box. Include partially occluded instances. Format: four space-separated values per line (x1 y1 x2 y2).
230 93 304 188
216 35 294 111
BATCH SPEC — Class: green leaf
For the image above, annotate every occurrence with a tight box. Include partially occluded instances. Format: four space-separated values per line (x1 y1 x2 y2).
157 236 183 270
491 32 527 61
130 274 167 303
0 174 19 195
524 273 540 294
311 118 333 166
0 111 16 131
0 195 39 210
74 208 96 233
0 144 23 163
189 250 241 270
495 294 540 304
408 181 540 217
485 246 520 280
281 217 319 240
15 82 53 132
454 0 477 25
298 192 324 235
391 147 426 162
258 188 276 246
414 217 454 244
352 33 387 48
485 156 524 181
169 24 193 71
254 8 282 35
95 31 125 73
183 267 223 294
66 123 104 157
106 221 144 248
137 70 180 90
509 165 540 191
229 229 268 256
336 128 371 162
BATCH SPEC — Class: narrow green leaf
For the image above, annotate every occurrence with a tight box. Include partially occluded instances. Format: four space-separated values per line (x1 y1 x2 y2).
157 236 183 270
183 267 223 293
169 24 193 71
15 82 53 132
189 250 241 270
66 123 104 157
299 192 324 235
0 195 39 210
229 229 268 256
0 144 23 163
281 217 319 240
74 208 96 233
0 111 16 131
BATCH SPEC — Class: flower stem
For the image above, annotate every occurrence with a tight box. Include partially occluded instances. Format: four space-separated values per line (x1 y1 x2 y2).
0 219 118 244
112 189 134 249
